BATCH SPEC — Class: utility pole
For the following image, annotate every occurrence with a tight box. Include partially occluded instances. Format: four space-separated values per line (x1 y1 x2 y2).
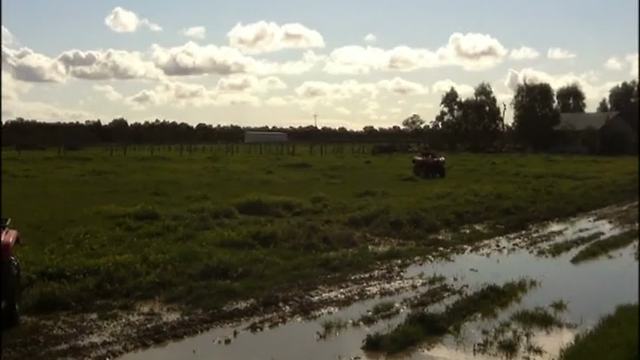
313 113 318 128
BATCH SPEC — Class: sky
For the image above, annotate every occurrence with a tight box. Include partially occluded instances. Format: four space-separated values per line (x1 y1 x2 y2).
2 0 638 129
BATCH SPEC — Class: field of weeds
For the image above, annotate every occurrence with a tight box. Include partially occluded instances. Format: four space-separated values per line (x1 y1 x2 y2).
1 147 638 317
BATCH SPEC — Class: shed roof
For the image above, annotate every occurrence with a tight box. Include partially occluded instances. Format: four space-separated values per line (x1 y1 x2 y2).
556 112 619 130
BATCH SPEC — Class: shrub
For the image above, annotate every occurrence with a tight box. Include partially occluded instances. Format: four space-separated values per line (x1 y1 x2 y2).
233 195 304 217
347 207 389 227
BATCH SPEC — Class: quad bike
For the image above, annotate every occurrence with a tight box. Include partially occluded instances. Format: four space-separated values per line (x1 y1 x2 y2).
1 218 21 327
412 152 446 178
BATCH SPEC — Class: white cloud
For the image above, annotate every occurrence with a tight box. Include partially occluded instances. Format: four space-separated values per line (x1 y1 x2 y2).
93 84 123 101
182 26 206 40
105 7 162 33
1 71 31 102
323 45 438 74
505 68 618 111
547 48 576 60
3 100 94 121
415 103 434 110
216 74 287 93
295 80 378 100
431 79 474 96
2 26 14 46
364 33 377 44
150 41 255 76
509 46 539 60
388 45 439 71
227 21 325 54
436 32 508 70
626 54 638 77
265 96 289 106
2 46 66 82
495 93 513 107
604 56 623 70
2 72 93 121
253 50 324 75
124 78 275 110
126 80 215 108
58 49 162 80
324 32 507 74
377 77 428 95
335 106 351 115
323 45 389 74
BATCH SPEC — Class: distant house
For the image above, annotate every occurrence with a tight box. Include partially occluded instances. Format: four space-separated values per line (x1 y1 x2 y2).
552 112 636 154
244 131 288 143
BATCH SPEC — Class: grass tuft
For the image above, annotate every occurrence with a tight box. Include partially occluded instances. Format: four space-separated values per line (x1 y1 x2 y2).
233 195 305 217
559 304 638 360
571 229 638 263
362 279 536 353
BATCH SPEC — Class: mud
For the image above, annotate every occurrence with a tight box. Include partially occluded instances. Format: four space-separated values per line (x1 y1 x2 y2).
1 201 637 360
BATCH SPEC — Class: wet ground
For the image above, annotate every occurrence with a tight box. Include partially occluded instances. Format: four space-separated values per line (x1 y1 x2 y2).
117 202 638 360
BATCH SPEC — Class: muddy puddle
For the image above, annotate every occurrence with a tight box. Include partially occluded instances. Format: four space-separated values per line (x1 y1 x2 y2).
120 202 639 360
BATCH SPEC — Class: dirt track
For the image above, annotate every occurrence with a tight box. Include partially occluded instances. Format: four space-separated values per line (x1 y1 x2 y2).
1 201 637 360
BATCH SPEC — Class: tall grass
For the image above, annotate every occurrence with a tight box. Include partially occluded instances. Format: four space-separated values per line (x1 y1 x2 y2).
571 229 639 263
1 149 637 315
559 304 638 360
362 279 536 353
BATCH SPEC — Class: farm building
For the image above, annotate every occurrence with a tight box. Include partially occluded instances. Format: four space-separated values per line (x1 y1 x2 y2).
244 131 288 143
552 112 637 154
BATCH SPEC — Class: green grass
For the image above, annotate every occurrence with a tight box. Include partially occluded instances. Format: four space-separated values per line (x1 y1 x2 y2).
539 232 604 257
550 299 569 312
358 301 400 325
362 279 536 353
319 318 349 337
559 304 638 360
571 229 639 263
1 148 637 316
511 307 564 329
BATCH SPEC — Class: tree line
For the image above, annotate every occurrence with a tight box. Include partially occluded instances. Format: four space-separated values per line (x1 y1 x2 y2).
1 80 637 154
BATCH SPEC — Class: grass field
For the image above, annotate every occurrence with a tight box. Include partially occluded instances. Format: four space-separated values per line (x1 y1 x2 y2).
559 304 638 360
1 146 638 315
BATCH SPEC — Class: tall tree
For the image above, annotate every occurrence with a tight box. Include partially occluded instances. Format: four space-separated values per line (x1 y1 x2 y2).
596 98 609 112
433 87 462 149
512 82 560 151
459 83 503 150
608 80 638 131
556 84 586 113
433 87 461 128
401 113 425 131
608 80 637 112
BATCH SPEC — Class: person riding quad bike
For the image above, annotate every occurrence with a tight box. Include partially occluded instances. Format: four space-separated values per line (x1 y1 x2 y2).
1 218 21 327
412 148 446 178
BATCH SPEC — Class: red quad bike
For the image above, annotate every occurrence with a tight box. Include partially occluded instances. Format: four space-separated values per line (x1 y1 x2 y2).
1 217 21 327
412 152 446 178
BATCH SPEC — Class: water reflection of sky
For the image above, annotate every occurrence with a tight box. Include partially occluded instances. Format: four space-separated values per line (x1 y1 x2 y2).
120 213 638 360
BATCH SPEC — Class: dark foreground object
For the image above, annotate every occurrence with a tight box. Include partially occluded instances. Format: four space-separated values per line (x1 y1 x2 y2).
412 153 446 178
1 218 22 328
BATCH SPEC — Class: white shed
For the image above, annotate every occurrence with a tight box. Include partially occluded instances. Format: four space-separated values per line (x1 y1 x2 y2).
244 131 288 143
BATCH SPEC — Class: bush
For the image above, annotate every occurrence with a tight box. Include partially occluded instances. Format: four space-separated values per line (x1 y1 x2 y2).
98 204 160 221
233 195 304 217
347 207 389 227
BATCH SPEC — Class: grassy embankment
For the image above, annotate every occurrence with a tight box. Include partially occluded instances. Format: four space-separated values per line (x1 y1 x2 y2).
1 147 637 316
571 229 639 263
559 304 638 360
